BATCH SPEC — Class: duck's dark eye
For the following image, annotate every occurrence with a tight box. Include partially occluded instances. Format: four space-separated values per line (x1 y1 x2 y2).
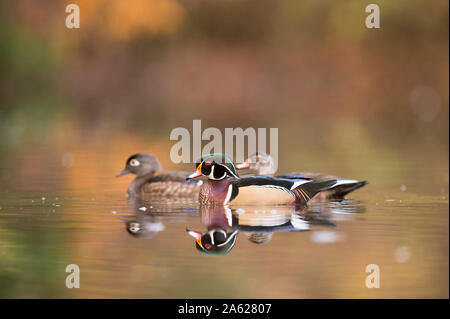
213 165 228 179
201 164 212 176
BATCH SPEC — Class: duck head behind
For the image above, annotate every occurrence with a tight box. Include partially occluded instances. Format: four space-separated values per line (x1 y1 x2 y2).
236 152 276 175
117 153 162 178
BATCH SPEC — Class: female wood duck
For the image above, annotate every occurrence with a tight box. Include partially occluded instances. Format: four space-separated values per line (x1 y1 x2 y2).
117 153 201 200
235 152 367 201
186 154 337 207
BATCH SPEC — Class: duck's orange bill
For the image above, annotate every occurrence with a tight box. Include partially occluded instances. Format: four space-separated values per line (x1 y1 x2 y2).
235 159 249 170
186 229 203 246
187 164 202 179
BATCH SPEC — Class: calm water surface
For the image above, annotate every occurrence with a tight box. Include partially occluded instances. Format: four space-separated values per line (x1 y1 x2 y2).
0 139 448 298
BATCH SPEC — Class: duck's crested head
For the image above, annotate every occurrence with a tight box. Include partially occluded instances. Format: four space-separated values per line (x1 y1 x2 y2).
187 153 239 180
236 152 276 175
186 228 238 256
116 153 163 178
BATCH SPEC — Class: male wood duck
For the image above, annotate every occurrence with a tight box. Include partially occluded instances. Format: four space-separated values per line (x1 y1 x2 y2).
186 154 337 207
186 206 238 256
236 152 367 201
117 153 201 200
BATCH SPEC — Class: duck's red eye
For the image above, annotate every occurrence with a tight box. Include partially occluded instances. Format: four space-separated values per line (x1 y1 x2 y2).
204 243 212 250
205 161 212 166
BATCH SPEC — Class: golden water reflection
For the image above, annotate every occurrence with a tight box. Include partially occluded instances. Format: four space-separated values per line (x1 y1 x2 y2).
0 127 448 298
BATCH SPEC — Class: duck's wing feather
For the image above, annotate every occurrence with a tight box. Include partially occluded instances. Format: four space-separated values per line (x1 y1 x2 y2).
232 176 298 189
276 172 338 180
290 179 338 204
231 176 337 205
275 173 367 199
325 180 368 199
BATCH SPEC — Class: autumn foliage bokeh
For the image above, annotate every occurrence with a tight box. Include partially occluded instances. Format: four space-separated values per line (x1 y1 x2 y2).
0 0 448 141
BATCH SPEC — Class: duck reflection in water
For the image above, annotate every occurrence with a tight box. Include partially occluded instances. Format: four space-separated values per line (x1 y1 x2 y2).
116 170 364 248
186 205 336 256
118 197 165 239
117 199 364 243
186 206 239 256
119 195 198 239
121 214 165 239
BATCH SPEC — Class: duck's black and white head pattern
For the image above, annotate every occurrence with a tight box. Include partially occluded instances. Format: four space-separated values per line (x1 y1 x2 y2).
186 228 238 256
188 153 239 181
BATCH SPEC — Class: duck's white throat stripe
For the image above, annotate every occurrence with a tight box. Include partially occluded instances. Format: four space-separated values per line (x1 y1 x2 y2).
224 185 233 205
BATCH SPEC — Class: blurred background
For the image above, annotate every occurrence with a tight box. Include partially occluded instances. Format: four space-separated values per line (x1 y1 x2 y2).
0 0 448 298
0 0 448 148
